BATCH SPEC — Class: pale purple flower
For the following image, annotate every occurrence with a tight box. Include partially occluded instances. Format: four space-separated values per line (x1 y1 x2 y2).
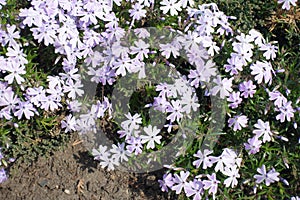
63 80 84 100
276 99 294 122
129 3 147 21
210 148 241 173
188 59 217 87
254 165 280 186
14 101 36 120
227 92 242 109
26 86 46 107
159 173 174 192
99 156 119 171
0 168 7 183
211 76 233 99
2 24 20 47
250 61 275 85
259 42 278 60
224 57 244 75
121 113 142 131
66 100 82 113
223 165 240 188
171 171 190 194
203 173 220 196
126 136 143 155
193 149 214 169
278 0 297 10
228 114 248 131
158 173 174 192
159 43 180 59
4 61 26 85
253 119 273 143
239 80 256 98
166 100 184 122
269 90 287 107
244 136 262 154
92 145 110 161
0 90 19 113
130 39 150 60
110 142 131 162
184 179 204 200
61 114 77 133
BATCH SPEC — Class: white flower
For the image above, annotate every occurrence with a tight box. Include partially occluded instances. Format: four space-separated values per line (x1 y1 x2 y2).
160 0 182 16
141 125 162 149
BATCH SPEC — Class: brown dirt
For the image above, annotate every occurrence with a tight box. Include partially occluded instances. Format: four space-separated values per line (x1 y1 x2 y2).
0 133 177 200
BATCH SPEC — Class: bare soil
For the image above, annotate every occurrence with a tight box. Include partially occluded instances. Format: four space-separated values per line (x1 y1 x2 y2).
0 133 177 200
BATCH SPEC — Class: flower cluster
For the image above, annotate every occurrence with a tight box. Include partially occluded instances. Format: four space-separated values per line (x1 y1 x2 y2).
0 0 298 199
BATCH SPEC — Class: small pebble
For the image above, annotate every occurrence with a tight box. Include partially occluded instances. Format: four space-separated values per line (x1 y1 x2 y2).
64 189 70 194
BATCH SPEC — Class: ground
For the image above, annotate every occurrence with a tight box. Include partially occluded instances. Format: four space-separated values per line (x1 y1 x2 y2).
0 133 177 200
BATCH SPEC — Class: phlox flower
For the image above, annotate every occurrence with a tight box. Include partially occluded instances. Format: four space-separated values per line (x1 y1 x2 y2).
203 173 220 196
228 114 248 131
66 100 82 113
99 156 119 171
14 101 36 120
129 3 147 21
92 145 111 161
180 91 200 114
39 95 62 111
26 86 46 107
184 179 204 200
126 136 143 155
140 125 162 149
269 90 287 107
231 42 253 65
130 39 150 60
248 29 265 46
0 0 6 9
193 149 214 169
160 0 182 16
210 148 241 173
121 113 142 131
223 165 240 188
188 59 217 87
110 142 131 162
171 171 190 194
63 80 84 100
224 57 244 75
259 42 278 60
250 61 275 85
227 91 242 109
275 99 294 122
159 43 180 59
4 61 26 85
2 24 20 48
253 119 273 143
239 80 256 98
244 136 262 154
166 100 184 122
158 173 174 192
254 165 280 186
278 0 297 10
0 168 7 183
61 114 77 133
211 76 233 99
0 90 19 113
